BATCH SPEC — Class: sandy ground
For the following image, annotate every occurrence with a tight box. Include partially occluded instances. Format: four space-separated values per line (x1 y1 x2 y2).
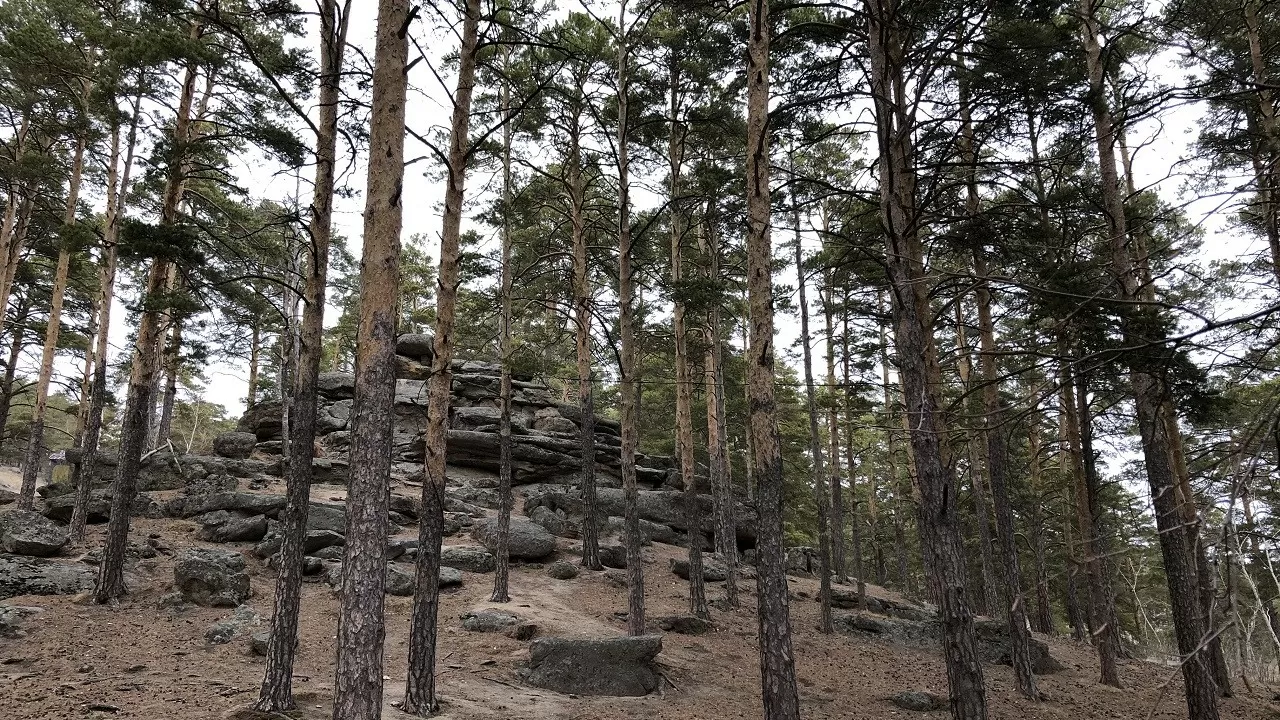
0 466 23 494
1 480 1276 720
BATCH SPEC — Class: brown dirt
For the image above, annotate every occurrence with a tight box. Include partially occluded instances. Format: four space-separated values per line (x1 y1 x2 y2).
1 481 1275 720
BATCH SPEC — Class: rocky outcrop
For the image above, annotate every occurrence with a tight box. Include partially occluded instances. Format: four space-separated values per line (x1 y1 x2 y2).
194 511 269 543
836 612 1063 675
174 548 251 607
0 555 95 599
527 488 757 549
212 431 257 459
524 635 664 697
470 517 556 560
670 555 730 583
0 509 68 557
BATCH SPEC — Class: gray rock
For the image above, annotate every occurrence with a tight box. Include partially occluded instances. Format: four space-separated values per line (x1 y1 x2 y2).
170 492 288 519
317 372 356 400
212 432 258 460
205 606 260 645
307 502 346 534
0 489 17 505
252 529 343 559
0 555 95 599
174 548 251 607
238 401 284 441
0 604 42 638
461 609 519 632
529 505 567 537
440 566 463 588
599 544 628 569
386 565 415 596
973 618 1064 675
395 354 431 381
471 517 556 560
440 545 495 573
249 631 271 656
669 555 728 583
525 635 663 697
194 511 268 543
0 509 68 557
396 333 435 360
890 691 946 712
546 561 578 580
313 545 344 561
657 615 713 635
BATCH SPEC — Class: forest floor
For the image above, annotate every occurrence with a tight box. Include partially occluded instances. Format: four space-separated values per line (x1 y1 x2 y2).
1 474 1276 720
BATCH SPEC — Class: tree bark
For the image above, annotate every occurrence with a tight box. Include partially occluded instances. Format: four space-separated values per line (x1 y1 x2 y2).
794 199 832 633
615 0 646 637
1080 2 1218 713
570 113 601 572
19 135 85 509
0 114 30 338
669 66 707 619
954 307 999 618
747 1 801 715
1027 412 1054 634
405 0 476 712
492 41 515 604
257 1 349 711
879 299 912 595
866 1 986 715
702 210 736 606
973 251 1038 700
1060 361 1121 685
838 292 866 602
155 319 183 448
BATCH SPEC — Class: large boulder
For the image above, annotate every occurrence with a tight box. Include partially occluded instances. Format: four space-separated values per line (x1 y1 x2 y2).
194 511 269 543
174 548 251 607
440 545 496 573
42 489 163 524
526 488 755 547
470 517 556 560
0 509 68 557
669 554 729 583
890 691 946 712
238 401 284 441
973 618 1064 675
524 635 663 697
316 372 356 400
396 333 435 360
169 492 288 519
0 555 95 599
212 431 258 460
461 609 520 633
0 604 42 638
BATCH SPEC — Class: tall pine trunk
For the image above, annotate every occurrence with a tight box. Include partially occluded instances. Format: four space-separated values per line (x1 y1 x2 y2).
973 250 1038 699
405 0 478 712
570 117 601 571
670 73 707 619
955 308 999 618
1080 2 1218 712
19 135 86 509
746 1 801 715
702 208 737 606
879 300 912 595
793 201 832 633
257 1 349 710
492 43 515 604
866 1 987 715
155 318 183 448
615 0 646 637
97 28 204 601
0 115 30 338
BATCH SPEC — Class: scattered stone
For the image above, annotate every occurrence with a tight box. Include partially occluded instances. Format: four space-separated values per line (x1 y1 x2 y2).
599 544 628 569
0 509 68 557
386 565 415 596
528 506 567 537
461 609 519 632
546 561 578 580
0 555 93 600
603 570 628 588
194 511 269 543
312 546 344 561
249 631 271 656
890 690 946 712
212 432 258 460
669 555 728 583
0 605 42 639
440 566 463 588
510 623 539 641
174 548 251 607
524 635 663 697
657 615 713 635
205 606 260 645
440 545 495 573
470 517 556 560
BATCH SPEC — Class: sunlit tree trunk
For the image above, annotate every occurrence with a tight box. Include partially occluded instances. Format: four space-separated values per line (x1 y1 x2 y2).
405 0 478 712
